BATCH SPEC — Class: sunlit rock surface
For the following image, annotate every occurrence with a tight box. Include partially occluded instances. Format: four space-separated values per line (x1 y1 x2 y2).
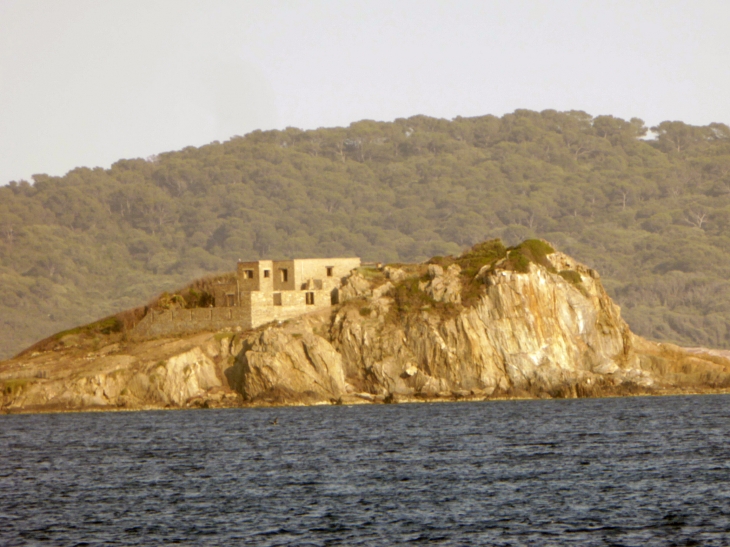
2 249 730 413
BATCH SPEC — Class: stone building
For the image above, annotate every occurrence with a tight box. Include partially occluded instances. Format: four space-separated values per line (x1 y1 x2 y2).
133 257 361 338
212 257 361 327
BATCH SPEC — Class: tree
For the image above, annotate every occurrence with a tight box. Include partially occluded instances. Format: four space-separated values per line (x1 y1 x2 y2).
651 121 710 153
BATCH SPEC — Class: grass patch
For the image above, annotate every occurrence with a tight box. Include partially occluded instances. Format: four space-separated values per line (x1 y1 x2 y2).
503 239 556 273
356 267 387 286
558 270 582 284
451 239 508 279
16 307 149 357
53 316 123 340
387 275 459 321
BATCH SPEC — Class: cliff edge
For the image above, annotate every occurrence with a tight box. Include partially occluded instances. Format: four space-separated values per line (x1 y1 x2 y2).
2 240 729 413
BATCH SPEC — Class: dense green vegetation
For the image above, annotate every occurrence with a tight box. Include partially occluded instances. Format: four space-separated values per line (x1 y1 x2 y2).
2 109 730 358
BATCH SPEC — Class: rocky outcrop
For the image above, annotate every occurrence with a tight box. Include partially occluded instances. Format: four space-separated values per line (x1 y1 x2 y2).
228 318 347 402
419 264 462 304
338 271 372 301
226 250 730 401
326 254 636 398
0 334 243 412
2 243 730 413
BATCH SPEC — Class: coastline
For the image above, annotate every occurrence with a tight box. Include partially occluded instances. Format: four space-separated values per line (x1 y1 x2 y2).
3 385 730 416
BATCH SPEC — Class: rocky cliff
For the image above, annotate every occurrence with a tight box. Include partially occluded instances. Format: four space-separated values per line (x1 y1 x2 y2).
2 240 729 413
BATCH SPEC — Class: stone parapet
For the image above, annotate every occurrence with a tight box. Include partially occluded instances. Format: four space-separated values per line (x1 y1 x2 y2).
132 307 252 338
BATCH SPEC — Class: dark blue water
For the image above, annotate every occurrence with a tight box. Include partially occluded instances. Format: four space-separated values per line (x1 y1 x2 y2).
1 395 729 546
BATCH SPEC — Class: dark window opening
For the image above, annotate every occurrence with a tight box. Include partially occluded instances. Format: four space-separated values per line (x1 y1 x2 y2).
326 266 334 277
280 268 288 282
263 269 270 278
306 292 315 305
244 270 254 279
226 294 235 307
273 293 282 306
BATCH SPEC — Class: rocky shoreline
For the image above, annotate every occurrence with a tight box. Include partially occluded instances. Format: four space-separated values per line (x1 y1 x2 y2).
3 241 730 414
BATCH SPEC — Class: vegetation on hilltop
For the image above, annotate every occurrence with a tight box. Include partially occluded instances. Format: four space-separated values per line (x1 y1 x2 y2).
2 110 730 358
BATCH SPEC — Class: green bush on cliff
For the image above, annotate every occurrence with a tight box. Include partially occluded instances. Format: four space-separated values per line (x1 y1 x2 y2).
388 275 459 321
504 240 556 273
53 316 124 340
453 239 507 278
559 270 582 284
182 288 215 309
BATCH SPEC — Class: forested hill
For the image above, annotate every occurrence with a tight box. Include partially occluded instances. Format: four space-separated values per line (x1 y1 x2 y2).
2 110 730 359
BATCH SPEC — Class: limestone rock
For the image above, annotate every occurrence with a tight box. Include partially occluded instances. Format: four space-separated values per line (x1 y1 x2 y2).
383 266 407 283
230 323 346 402
420 264 462 304
0 334 239 411
338 272 371 301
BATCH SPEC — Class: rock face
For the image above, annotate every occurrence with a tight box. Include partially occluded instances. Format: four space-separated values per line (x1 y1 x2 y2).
229 319 347 402
419 264 462 304
326 253 635 398
2 245 730 413
0 335 243 412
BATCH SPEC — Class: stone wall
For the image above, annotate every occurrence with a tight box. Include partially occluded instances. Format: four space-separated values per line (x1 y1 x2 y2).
237 260 274 292
292 258 361 290
132 290 333 338
212 281 238 308
272 260 296 291
249 289 332 327
132 307 252 338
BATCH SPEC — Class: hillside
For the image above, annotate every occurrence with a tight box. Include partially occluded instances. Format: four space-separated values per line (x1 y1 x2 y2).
2 110 730 358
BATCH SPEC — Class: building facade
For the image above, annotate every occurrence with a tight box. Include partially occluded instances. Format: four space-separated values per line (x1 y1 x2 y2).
212 257 361 328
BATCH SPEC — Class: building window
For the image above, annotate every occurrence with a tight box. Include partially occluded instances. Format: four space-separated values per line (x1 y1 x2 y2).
306 292 315 305
263 269 270 278
244 269 254 279
273 293 282 306
227 294 235 307
279 268 288 282
326 266 334 277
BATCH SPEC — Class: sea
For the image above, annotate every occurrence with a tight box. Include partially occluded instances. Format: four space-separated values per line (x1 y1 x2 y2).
1 395 729 546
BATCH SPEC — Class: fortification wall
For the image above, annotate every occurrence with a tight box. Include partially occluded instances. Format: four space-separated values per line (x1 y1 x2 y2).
132 289 333 338
132 307 252 338
249 289 331 327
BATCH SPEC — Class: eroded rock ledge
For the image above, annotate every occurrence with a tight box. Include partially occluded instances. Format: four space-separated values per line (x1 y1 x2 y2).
3 240 730 413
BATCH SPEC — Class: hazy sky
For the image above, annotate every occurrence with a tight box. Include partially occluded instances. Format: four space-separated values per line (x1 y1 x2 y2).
1 0 729 184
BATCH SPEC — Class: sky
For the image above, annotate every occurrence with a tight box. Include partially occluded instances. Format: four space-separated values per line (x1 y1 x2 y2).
1 0 729 184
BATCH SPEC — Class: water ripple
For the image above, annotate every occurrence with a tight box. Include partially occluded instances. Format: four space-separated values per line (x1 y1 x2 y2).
1 395 729 545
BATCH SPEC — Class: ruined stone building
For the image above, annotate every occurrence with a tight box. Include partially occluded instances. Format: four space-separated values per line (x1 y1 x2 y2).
212 257 361 325
134 257 361 337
